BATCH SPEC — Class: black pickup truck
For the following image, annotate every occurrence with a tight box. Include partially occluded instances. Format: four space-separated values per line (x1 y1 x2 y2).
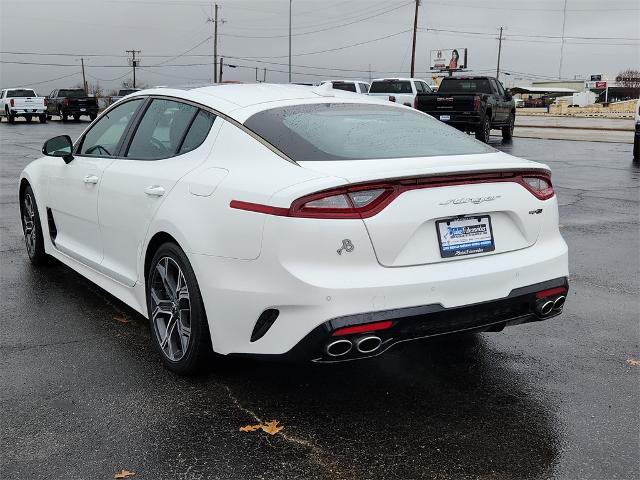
415 76 515 143
46 88 99 122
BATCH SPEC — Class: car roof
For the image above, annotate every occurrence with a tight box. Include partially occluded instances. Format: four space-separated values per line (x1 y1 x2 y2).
371 78 425 82
126 83 398 122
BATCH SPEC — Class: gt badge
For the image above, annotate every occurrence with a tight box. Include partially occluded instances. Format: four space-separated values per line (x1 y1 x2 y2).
337 239 354 255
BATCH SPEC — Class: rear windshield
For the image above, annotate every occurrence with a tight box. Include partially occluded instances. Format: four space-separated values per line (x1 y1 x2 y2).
331 82 357 93
7 89 37 98
244 103 494 161
119 89 139 96
439 79 492 94
369 80 412 94
58 89 86 98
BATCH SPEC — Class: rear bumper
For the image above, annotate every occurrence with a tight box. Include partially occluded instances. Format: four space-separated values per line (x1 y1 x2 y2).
9 108 45 115
423 111 482 128
60 107 98 115
233 277 569 363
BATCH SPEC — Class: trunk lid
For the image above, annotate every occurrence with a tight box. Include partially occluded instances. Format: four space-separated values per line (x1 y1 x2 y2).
298 152 549 267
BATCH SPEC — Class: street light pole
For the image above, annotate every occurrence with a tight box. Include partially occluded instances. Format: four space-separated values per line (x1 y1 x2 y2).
496 26 503 78
288 0 292 83
410 0 420 78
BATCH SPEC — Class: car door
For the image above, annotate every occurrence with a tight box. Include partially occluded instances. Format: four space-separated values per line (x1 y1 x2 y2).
98 98 217 286
47 90 57 115
489 79 506 122
45 98 144 269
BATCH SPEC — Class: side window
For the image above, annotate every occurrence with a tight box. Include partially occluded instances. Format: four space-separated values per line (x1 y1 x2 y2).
79 98 143 156
126 99 197 160
0 91 4 99
489 79 500 95
359 83 369 93
179 110 216 154
414 81 425 93
495 80 506 96
421 82 433 92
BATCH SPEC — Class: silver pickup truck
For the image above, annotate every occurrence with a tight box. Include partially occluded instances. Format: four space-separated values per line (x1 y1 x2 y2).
0 88 47 124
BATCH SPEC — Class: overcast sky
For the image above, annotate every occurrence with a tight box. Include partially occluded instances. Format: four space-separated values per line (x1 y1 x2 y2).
0 0 638 93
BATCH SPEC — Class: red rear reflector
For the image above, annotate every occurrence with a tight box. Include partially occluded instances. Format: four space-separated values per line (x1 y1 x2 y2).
10 99 15 107
535 287 567 299
332 320 393 337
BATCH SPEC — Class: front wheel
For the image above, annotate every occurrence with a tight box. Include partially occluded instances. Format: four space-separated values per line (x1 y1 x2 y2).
502 113 515 140
59 108 67 122
147 243 212 375
39 114 47 123
475 116 491 143
21 185 47 265
634 134 639 164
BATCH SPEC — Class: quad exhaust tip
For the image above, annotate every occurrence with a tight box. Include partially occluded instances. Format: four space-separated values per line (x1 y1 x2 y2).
535 299 555 316
553 295 566 310
355 335 383 354
325 339 353 357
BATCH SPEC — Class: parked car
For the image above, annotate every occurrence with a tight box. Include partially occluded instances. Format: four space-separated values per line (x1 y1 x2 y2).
368 78 433 106
414 76 516 143
634 99 639 163
19 84 568 374
109 88 141 105
46 88 99 121
0 88 47 124
320 80 370 94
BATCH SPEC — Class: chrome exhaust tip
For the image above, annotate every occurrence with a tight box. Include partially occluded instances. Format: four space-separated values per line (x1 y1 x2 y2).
355 335 382 354
536 299 555 316
553 295 566 310
325 339 353 357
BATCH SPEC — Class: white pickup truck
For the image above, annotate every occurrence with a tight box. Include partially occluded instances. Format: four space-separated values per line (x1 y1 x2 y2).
368 78 433 108
0 88 47 123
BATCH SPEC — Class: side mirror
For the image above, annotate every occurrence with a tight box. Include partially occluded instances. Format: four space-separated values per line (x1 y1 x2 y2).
43 135 74 163
505 89 513 100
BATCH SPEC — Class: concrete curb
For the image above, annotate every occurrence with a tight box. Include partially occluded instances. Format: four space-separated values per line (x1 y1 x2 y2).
516 124 633 132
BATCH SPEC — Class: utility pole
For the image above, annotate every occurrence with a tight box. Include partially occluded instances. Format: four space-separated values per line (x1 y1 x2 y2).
263 68 266 82
126 49 141 88
213 4 219 83
288 0 292 83
558 0 568 79
368 63 372 83
496 27 503 78
255 66 259 82
219 57 224 82
410 0 420 77
80 57 87 94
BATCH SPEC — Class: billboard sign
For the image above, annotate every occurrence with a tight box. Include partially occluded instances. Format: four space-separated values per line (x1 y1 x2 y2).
595 81 607 89
430 48 468 71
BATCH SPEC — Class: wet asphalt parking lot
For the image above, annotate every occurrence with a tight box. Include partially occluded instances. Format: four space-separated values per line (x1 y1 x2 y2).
0 118 638 480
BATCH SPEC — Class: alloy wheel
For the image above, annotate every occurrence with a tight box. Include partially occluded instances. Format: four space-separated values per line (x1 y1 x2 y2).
22 193 37 257
149 257 192 362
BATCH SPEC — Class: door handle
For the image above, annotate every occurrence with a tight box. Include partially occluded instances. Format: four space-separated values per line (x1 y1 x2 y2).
83 174 99 184
144 185 166 197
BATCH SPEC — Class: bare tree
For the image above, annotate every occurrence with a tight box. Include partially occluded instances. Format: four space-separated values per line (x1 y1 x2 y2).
615 69 640 98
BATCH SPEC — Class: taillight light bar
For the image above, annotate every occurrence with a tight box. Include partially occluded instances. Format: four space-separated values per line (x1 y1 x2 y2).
231 170 555 219
10 99 15 107
535 286 567 299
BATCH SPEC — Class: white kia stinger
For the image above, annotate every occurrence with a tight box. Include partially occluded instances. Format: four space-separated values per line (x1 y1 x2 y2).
19 83 568 374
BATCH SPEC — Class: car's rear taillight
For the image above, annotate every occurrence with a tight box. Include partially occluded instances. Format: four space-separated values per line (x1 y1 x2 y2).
230 170 555 219
43 97 48 106
289 187 393 219
63 98 69 106
520 174 554 200
10 99 15 107
473 95 481 111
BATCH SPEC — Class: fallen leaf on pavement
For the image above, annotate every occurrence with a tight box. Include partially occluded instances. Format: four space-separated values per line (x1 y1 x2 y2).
260 420 284 435
239 420 284 435
626 358 640 366
239 423 262 432
114 470 135 479
113 314 130 324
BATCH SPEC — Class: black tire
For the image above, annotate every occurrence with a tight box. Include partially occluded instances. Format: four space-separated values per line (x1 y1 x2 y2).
7 109 15 124
39 114 47 124
59 108 67 122
20 185 47 265
502 113 515 140
89 113 97 121
146 242 212 375
475 115 491 143
73 114 80 122
633 135 639 164
46 115 52 121
25 115 32 123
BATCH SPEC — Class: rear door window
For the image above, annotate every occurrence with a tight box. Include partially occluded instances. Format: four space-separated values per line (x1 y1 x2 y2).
332 82 357 93
369 80 412 94
126 99 198 160
179 110 216 154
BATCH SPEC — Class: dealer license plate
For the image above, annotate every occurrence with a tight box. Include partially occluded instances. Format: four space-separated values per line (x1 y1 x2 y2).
436 216 495 258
